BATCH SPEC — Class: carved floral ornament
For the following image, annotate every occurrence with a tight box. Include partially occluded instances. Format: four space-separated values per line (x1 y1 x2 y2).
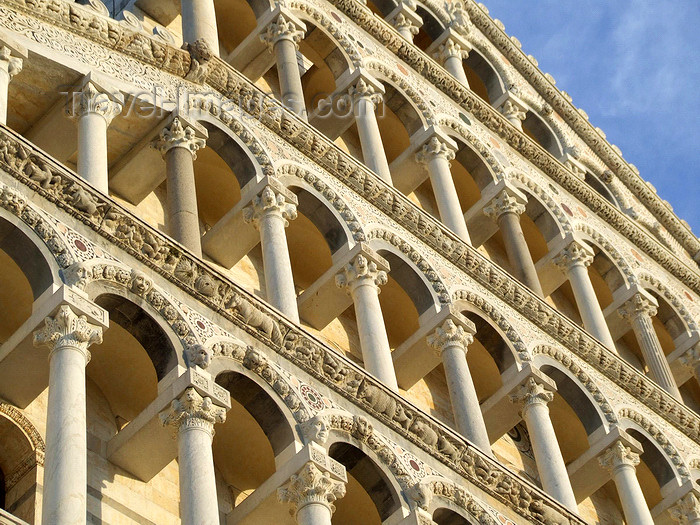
33 304 103 362
152 117 206 158
159 387 226 436
0 45 23 77
260 14 306 51
278 462 346 516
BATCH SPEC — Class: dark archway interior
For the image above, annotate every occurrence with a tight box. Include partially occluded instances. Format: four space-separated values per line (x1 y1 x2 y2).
0 219 52 299
203 123 258 188
464 312 514 372
463 52 503 104
291 187 348 254
541 365 603 436
627 429 675 488
94 294 177 381
433 507 471 525
585 173 619 208
216 371 294 457
328 442 400 520
522 113 561 157
377 250 434 315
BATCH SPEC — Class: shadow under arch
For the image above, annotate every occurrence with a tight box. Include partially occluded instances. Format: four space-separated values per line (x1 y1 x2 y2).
463 49 507 105
522 111 564 158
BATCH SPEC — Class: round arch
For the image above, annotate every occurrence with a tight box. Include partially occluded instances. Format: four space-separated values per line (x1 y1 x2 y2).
571 224 636 291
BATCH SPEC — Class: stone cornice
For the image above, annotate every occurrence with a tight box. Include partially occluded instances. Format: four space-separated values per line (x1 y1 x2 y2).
460 1 699 259
0 128 580 525
2 0 700 461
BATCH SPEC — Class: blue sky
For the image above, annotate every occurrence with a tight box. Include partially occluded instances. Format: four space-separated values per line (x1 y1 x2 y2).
482 1 700 234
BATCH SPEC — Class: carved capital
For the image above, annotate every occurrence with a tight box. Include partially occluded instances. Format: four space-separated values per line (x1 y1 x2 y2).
618 292 658 321
670 491 700 524
260 14 306 52
33 304 103 363
499 99 527 124
152 117 207 159
159 387 226 437
598 440 640 473
433 37 469 63
483 189 527 221
346 77 384 107
335 253 388 294
66 81 123 124
278 461 346 516
393 12 421 36
427 318 476 357
510 377 554 413
415 136 456 165
0 46 23 78
553 240 594 271
243 184 298 229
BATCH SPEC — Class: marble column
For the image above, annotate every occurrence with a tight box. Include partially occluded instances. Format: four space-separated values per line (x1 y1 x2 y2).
618 293 682 400
153 117 207 257
181 0 219 55
336 253 397 391
427 318 492 456
671 491 700 525
510 377 578 512
433 37 470 88
68 81 123 194
346 77 392 184
278 462 346 525
599 440 654 525
499 100 527 130
261 14 307 119
388 3 422 42
483 190 544 296
553 240 617 352
416 136 471 243
160 387 226 525
33 305 104 525
244 184 299 322
0 44 24 125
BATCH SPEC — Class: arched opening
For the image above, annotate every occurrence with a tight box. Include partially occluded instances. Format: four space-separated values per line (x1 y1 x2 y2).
328 441 401 523
214 370 297 518
626 429 676 509
412 4 444 51
585 172 619 208
463 51 505 105
522 113 562 158
433 507 471 525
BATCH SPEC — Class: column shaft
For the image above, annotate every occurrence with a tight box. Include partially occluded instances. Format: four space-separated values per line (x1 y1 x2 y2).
354 97 392 184
631 313 682 400
0 66 9 125
441 343 491 454
178 425 220 525
259 210 300 323
77 112 109 193
351 281 397 391
444 55 469 86
165 147 202 257
426 155 471 243
181 0 219 54
42 345 88 525
522 402 578 511
567 263 617 351
612 464 654 525
497 211 543 296
274 37 307 119
296 502 332 525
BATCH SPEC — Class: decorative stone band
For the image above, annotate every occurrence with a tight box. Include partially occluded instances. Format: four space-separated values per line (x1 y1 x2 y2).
278 461 347 516
0 45 23 78
65 80 123 124
598 439 640 474
553 240 595 271
33 304 103 363
159 387 227 438
335 253 388 293
427 317 476 357
509 377 555 414
617 292 658 321
242 184 299 229
415 136 457 164
483 189 527 221
260 14 306 52
152 117 207 159
670 491 700 525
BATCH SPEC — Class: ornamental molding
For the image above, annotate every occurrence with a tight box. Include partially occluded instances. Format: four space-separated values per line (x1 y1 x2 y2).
571 223 636 285
0 401 45 490
637 273 700 335
407 477 499 525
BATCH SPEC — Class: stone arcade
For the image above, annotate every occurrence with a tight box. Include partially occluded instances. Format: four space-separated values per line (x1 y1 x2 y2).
0 0 698 524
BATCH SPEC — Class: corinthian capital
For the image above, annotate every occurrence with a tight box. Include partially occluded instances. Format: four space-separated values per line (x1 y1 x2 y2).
260 14 306 51
346 76 384 106
66 80 123 124
0 46 23 78
243 184 298 228
433 37 469 63
427 318 476 357
598 440 640 473
617 292 658 321
278 461 346 516
483 189 527 221
510 377 554 413
499 99 527 125
159 387 227 437
152 117 207 159
33 304 103 362
335 253 388 293
553 240 594 271
416 135 456 164
670 491 700 524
